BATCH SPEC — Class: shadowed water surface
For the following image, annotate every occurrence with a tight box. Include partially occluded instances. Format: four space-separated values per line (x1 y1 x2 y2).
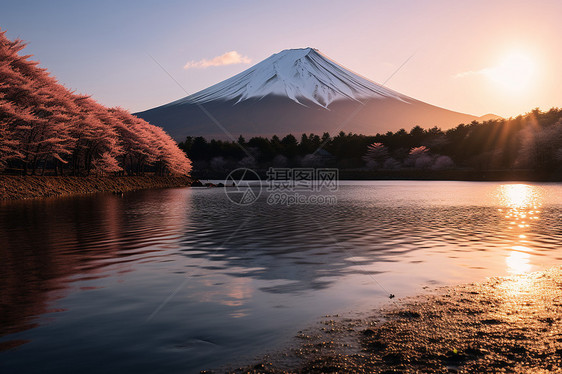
1 181 561 372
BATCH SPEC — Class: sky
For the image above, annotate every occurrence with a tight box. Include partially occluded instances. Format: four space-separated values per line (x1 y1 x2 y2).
1 0 561 118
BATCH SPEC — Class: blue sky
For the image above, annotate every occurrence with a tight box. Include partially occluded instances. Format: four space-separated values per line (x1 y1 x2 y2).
2 0 562 117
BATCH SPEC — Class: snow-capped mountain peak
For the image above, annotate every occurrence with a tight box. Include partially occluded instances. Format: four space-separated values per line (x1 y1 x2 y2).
172 48 410 109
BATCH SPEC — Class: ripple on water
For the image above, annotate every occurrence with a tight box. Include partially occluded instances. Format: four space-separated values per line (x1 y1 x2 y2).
1 183 562 373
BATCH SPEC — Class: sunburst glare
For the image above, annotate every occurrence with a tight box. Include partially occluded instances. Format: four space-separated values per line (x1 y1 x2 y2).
485 51 537 94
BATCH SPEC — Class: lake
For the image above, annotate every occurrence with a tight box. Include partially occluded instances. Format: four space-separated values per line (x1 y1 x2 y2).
1 181 561 373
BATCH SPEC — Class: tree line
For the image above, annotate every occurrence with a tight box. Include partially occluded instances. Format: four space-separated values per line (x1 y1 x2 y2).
0 30 191 176
179 108 562 177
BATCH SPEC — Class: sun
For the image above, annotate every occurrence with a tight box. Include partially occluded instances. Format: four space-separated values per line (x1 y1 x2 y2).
485 51 537 94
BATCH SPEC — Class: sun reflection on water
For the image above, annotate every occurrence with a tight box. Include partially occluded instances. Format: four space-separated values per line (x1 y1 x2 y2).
498 184 539 209
506 246 533 274
496 184 542 275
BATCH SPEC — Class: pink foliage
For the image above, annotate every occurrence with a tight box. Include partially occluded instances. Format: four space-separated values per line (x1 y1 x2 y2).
408 146 429 157
91 151 122 175
0 29 192 176
405 146 432 169
362 142 390 169
0 95 23 169
432 155 455 170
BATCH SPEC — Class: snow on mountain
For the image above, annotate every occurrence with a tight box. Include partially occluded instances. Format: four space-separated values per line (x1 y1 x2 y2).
136 48 481 140
169 48 410 109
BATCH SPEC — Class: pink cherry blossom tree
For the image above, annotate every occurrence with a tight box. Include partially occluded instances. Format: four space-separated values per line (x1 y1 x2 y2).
0 29 191 176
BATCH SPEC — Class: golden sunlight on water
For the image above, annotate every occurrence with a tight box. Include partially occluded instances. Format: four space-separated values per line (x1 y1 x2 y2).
506 247 532 275
496 184 543 275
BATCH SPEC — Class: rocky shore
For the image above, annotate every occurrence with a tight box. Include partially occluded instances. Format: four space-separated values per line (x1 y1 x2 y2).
0 175 193 200
225 267 562 373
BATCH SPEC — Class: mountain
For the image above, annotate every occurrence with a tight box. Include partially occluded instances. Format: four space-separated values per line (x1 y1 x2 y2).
479 113 504 121
136 48 483 141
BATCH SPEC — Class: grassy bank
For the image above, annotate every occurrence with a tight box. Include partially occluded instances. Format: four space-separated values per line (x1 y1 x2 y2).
227 267 562 373
0 175 193 200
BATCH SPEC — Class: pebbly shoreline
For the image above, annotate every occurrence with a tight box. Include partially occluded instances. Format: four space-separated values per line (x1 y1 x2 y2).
225 267 562 373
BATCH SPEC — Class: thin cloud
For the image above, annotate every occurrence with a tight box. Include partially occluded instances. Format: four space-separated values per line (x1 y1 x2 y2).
184 51 251 70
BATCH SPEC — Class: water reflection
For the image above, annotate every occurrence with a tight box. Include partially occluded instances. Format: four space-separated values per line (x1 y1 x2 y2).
498 184 540 208
0 189 191 339
1 182 562 373
506 246 533 274
496 184 543 275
